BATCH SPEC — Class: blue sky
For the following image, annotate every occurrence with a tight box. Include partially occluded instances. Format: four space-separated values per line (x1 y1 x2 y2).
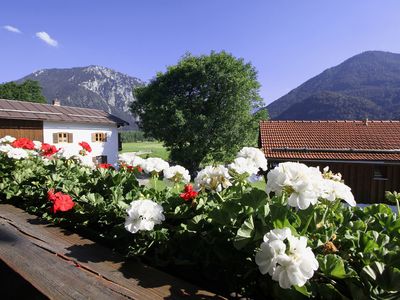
1 0 400 104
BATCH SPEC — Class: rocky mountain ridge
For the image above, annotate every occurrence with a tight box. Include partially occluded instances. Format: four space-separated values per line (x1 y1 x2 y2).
18 65 144 129
267 51 400 120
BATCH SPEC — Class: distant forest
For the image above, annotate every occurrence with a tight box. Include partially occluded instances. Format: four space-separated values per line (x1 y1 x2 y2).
120 130 155 143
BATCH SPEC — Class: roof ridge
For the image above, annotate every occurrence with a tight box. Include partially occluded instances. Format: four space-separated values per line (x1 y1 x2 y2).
260 120 400 123
0 98 108 114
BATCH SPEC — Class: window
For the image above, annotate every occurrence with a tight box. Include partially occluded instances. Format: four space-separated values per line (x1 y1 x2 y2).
53 132 73 143
92 155 108 164
373 166 388 180
118 132 122 151
92 132 107 142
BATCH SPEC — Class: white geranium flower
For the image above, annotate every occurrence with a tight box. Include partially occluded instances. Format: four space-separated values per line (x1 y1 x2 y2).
78 154 95 168
0 144 13 153
118 152 144 166
266 162 324 210
7 147 29 159
33 140 42 150
0 135 16 144
124 199 165 234
58 144 80 159
256 228 318 289
163 165 190 184
255 228 291 275
322 166 342 181
321 179 356 206
142 157 169 174
229 157 260 176
194 165 232 192
237 147 268 171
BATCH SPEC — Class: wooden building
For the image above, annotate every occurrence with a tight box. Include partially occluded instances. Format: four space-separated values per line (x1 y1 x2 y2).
0 99 128 165
259 120 400 204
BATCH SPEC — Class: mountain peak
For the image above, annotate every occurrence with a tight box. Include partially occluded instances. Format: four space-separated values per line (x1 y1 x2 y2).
267 50 400 120
17 66 144 129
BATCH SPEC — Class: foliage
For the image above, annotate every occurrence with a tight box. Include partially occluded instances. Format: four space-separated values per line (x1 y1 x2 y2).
0 80 46 103
120 130 155 143
131 51 267 172
1 141 400 299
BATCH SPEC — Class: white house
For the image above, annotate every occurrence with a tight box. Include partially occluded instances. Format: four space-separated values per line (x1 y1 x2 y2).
0 98 128 165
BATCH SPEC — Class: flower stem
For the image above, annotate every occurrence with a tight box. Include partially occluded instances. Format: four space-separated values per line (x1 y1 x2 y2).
301 212 314 235
216 192 224 202
396 199 400 218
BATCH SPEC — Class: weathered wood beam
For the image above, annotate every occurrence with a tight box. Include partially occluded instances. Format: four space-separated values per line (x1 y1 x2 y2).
0 204 224 299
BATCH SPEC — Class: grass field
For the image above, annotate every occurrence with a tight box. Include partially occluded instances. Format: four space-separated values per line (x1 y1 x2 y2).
120 141 170 160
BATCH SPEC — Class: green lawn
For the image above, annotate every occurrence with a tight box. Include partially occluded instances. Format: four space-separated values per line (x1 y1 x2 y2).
120 141 170 160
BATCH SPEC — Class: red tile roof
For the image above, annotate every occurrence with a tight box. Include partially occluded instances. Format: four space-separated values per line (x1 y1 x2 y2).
259 120 400 162
0 99 129 126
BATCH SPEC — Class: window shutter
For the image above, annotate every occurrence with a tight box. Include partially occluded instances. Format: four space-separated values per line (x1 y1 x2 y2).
104 133 108 142
68 133 73 143
91 133 96 142
53 133 58 144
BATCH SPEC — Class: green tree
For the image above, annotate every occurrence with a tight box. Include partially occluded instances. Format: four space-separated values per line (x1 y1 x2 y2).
131 51 267 172
0 80 46 103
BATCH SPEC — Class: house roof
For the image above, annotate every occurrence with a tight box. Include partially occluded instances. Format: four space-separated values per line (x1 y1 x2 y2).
259 120 400 162
0 99 129 126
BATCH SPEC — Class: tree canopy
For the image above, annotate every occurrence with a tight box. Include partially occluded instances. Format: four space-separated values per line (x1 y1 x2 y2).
0 80 46 103
131 51 267 172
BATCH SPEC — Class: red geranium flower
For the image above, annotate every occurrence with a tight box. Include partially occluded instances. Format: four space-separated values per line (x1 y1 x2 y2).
180 184 198 201
126 165 143 173
98 163 114 169
47 190 75 214
79 141 92 153
41 143 59 157
11 138 35 150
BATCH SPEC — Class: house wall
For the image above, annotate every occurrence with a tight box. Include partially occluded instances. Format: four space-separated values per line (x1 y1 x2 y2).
317 162 400 204
0 119 43 141
43 121 119 165
268 159 400 204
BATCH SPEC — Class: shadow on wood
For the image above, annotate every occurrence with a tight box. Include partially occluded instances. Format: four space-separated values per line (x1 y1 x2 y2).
0 203 225 299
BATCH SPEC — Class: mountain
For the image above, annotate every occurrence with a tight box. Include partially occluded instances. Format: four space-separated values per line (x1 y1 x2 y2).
17 66 144 129
267 51 400 120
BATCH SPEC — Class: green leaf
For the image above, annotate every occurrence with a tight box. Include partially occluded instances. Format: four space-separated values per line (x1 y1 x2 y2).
233 215 254 249
362 262 400 292
318 254 348 279
294 285 311 297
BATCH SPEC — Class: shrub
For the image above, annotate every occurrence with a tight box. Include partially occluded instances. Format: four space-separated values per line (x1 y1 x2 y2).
1 136 399 299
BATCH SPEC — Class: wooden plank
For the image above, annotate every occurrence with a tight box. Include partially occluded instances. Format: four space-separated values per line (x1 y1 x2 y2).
0 119 43 141
0 204 224 299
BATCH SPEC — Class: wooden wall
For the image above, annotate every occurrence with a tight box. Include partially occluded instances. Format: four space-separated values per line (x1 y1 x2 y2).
0 119 43 142
269 159 400 204
323 162 400 204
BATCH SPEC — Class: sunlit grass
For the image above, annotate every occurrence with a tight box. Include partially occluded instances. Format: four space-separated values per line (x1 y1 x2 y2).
120 141 169 160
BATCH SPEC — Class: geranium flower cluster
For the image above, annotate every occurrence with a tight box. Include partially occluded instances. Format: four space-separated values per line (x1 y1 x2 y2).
79 141 92 155
0 136 60 160
266 162 356 209
163 165 191 184
119 153 191 184
194 165 232 192
179 184 198 201
255 228 319 289
124 199 165 234
47 189 75 214
229 147 268 182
